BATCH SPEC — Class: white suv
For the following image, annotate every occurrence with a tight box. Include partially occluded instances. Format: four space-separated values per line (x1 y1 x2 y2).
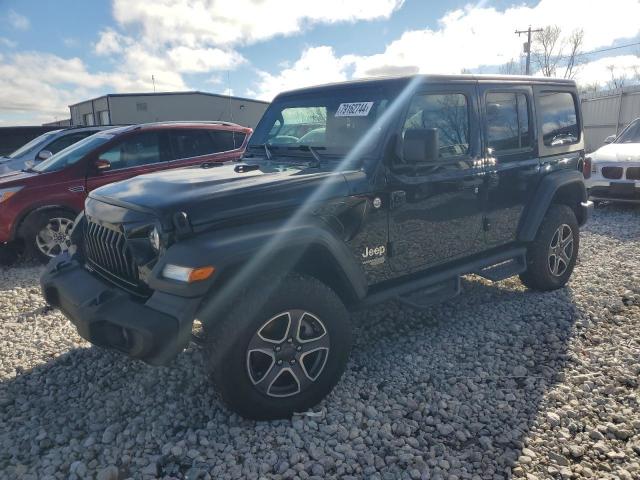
585 118 640 204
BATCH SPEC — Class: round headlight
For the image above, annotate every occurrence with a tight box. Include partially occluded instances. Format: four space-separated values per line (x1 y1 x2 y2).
149 227 160 251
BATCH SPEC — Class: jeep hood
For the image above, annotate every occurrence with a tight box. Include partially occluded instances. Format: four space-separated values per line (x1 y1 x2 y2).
89 161 353 229
592 143 640 162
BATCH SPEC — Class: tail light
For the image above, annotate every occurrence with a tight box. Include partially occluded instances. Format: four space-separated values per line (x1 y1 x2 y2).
583 156 592 179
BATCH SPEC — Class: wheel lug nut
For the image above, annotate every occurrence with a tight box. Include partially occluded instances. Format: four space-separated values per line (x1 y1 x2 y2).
277 360 283 365
296 346 302 351
287 338 293 343
290 359 296 364
275 346 281 352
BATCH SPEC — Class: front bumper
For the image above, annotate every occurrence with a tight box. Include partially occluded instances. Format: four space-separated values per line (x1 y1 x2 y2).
588 183 640 204
40 254 201 365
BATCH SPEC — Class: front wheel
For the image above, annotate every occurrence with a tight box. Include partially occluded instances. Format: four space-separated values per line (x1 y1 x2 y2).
204 273 352 420
519 204 580 291
21 209 76 263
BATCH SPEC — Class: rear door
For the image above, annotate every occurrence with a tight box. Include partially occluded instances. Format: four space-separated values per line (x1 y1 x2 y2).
85 130 172 193
479 83 541 245
168 128 246 168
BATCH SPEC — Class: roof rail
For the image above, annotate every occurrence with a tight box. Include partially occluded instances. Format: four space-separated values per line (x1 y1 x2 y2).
138 120 244 128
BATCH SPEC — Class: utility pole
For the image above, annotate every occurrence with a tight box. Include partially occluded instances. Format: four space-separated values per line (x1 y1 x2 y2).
515 26 543 75
152 75 156 92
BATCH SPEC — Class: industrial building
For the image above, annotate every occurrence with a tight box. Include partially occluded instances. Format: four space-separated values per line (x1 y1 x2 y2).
68 91 269 129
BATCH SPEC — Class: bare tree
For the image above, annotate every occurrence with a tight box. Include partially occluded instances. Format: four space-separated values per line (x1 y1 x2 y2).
607 65 626 89
499 58 521 75
532 26 562 77
579 82 601 95
563 29 584 79
532 26 584 78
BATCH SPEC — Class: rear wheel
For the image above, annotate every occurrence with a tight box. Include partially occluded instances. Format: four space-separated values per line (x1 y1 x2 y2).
21 209 76 263
204 273 352 420
519 204 579 291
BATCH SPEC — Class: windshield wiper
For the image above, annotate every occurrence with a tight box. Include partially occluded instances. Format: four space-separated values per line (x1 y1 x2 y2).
248 143 274 160
287 145 327 167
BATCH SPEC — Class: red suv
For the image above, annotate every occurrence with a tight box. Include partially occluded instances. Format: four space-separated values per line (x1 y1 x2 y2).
0 121 251 263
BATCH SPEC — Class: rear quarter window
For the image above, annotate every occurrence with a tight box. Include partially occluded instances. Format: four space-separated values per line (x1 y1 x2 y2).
539 91 579 147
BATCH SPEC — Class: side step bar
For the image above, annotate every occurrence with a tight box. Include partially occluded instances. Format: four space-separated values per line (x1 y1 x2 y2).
356 247 527 311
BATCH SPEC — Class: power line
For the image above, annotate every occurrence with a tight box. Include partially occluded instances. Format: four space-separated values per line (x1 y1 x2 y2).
567 41 640 59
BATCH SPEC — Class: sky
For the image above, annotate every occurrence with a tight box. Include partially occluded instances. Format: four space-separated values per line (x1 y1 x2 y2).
1 0 639 125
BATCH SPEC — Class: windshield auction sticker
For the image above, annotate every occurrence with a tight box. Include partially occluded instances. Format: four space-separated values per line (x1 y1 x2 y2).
335 102 374 117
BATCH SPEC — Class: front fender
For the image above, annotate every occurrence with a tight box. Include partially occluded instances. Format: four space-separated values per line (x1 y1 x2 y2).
147 220 368 301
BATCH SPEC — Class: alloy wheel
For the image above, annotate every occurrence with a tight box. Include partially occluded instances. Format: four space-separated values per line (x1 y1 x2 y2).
246 310 330 398
35 217 74 258
548 223 573 277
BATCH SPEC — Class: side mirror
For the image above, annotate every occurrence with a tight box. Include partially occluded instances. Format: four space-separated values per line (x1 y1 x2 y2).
403 128 439 164
604 134 616 144
94 159 111 171
37 150 52 161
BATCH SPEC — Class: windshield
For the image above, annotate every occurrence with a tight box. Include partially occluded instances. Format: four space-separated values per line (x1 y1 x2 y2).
33 132 115 173
249 86 397 161
616 119 640 144
7 130 61 158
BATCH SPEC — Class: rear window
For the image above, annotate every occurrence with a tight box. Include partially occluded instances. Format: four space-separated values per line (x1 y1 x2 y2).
539 91 579 147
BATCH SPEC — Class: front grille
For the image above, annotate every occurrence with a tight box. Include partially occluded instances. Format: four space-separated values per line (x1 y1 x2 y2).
601 166 623 179
627 167 640 180
84 221 140 288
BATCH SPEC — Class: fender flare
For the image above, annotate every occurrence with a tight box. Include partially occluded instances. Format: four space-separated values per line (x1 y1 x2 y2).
147 220 368 303
517 169 587 242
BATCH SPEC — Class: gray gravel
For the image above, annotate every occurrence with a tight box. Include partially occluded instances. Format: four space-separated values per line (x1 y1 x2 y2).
1 204 639 480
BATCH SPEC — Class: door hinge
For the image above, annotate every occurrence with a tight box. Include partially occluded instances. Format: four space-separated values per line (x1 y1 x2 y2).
483 217 491 231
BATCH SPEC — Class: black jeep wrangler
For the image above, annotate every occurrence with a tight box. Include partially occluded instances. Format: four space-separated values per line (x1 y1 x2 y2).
41 75 592 420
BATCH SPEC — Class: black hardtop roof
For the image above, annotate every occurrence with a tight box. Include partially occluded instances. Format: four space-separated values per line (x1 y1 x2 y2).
276 74 577 98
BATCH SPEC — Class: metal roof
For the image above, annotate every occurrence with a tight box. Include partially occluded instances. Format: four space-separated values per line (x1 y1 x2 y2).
277 73 577 97
69 91 269 108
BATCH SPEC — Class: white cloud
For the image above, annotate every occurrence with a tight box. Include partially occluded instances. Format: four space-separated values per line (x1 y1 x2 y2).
94 28 131 56
8 10 30 30
577 55 640 87
167 46 245 73
349 0 640 78
0 37 17 48
251 0 640 98
250 46 354 101
112 0 404 47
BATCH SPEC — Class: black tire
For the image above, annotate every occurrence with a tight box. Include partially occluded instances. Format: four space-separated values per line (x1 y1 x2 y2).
204 273 352 420
20 209 76 264
0 244 19 266
519 204 579 291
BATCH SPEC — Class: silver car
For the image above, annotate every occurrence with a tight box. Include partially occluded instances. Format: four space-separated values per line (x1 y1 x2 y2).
585 118 640 204
0 126 114 173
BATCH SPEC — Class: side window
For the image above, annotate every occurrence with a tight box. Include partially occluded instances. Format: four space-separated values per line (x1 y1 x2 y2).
170 130 216 159
539 91 579 147
486 92 531 152
207 131 246 152
45 132 93 154
402 93 469 159
98 132 164 169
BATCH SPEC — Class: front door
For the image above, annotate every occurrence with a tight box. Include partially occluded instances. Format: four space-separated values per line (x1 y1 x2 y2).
85 131 172 194
387 83 485 275
478 84 540 245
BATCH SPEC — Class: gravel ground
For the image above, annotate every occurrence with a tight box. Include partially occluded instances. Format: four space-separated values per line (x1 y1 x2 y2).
1 204 639 480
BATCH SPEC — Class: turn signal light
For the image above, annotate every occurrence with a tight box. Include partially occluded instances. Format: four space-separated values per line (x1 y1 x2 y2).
163 264 215 283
